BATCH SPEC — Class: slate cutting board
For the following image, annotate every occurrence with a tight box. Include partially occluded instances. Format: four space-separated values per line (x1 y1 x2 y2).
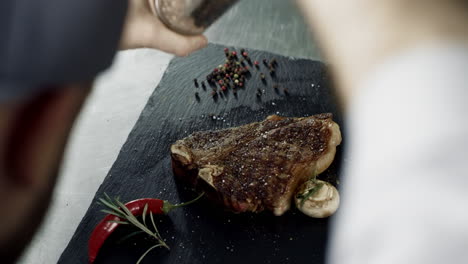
59 44 344 264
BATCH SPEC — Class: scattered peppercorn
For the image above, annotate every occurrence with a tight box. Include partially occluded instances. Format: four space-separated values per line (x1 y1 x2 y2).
269 67 276 76
198 48 283 102
271 58 277 66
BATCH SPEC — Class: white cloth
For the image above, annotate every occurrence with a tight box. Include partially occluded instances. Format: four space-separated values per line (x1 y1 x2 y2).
328 45 468 264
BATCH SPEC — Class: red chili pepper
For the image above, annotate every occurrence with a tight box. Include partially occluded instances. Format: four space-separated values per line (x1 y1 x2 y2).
88 194 203 263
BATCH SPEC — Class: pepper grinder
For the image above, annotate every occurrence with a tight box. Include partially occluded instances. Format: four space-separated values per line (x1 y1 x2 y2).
154 0 239 35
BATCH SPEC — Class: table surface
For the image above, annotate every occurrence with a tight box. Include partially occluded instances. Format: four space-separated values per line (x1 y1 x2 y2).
18 1 320 263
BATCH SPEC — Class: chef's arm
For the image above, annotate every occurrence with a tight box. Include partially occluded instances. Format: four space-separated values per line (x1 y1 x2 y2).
296 2 468 264
295 0 468 103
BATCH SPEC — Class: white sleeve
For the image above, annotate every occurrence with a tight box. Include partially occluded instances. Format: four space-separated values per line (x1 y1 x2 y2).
327 45 468 264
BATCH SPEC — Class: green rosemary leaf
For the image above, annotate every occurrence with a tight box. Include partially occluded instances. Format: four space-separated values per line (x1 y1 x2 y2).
107 220 129 225
117 230 145 244
142 203 148 227
149 212 159 237
113 200 155 236
136 244 165 264
300 183 324 208
100 209 126 218
104 193 114 205
99 198 122 214
115 200 134 218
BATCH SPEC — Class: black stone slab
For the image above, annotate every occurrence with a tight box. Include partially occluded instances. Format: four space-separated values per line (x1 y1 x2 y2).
59 43 344 264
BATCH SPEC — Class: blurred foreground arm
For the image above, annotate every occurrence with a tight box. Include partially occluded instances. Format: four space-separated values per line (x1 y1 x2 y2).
296 1 468 264
296 0 468 102
120 0 207 56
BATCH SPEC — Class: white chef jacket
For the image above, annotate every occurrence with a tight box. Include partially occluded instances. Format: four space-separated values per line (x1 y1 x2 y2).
328 45 468 264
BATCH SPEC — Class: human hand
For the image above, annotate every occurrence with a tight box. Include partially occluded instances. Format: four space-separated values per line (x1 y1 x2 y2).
120 0 208 56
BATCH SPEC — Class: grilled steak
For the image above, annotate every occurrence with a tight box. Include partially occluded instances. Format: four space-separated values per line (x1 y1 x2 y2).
171 114 342 216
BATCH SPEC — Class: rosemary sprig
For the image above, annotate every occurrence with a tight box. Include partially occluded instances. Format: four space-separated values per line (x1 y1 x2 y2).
117 230 145 244
296 180 324 208
137 244 165 264
99 195 170 263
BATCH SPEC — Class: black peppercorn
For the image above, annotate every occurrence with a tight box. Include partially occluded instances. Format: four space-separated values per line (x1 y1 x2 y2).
269 68 276 76
271 58 277 65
